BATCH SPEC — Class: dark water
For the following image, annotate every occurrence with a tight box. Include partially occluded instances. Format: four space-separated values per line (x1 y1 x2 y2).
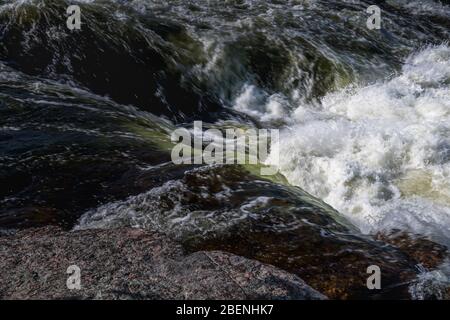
1 0 450 299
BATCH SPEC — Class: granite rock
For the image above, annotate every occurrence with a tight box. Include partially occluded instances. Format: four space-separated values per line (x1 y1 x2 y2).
0 227 325 300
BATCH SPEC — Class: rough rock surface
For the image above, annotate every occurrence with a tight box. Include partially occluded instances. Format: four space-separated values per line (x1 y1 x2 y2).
0 227 326 300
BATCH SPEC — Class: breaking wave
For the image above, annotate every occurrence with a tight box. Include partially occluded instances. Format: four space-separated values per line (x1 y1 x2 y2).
267 45 450 246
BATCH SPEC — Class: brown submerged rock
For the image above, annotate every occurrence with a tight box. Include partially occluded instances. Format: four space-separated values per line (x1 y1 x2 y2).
0 227 325 300
375 230 449 270
76 165 440 299
186 226 419 300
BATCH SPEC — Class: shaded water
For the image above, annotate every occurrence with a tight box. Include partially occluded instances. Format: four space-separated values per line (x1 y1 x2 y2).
1 0 450 298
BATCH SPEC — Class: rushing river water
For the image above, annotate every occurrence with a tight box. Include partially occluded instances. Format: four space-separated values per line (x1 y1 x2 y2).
1 0 450 299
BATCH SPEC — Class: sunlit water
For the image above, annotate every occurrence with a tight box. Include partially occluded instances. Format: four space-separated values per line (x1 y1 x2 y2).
1 0 450 298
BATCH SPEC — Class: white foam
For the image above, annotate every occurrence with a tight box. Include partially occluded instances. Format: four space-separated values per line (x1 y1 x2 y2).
409 261 450 299
267 45 450 246
233 84 290 123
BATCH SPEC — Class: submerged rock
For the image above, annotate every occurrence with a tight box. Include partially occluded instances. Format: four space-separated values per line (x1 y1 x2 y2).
76 165 435 299
375 230 449 270
70 165 449 299
0 227 325 300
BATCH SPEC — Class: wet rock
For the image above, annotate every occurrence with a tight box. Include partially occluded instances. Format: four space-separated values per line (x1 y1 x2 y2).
187 227 419 300
0 227 325 300
77 165 424 299
375 230 449 270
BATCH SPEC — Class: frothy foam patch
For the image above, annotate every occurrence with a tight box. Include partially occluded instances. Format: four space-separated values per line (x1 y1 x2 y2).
267 45 450 246
233 84 290 123
409 262 450 299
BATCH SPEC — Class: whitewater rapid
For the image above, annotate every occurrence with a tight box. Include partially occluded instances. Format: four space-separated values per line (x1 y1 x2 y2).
263 45 450 246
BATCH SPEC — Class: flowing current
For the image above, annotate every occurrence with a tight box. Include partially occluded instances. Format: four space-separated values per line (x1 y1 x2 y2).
1 0 450 298
266 45 450 246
